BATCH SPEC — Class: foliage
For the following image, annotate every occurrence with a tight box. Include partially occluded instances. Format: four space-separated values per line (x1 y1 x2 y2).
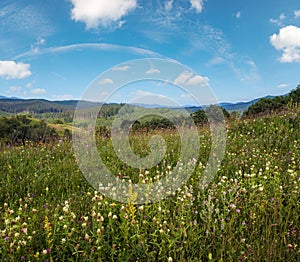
191 105 230 125
0 115 58 146
243 85 300 117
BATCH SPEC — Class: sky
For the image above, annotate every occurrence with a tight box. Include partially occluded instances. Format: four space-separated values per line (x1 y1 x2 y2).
0 0 300 105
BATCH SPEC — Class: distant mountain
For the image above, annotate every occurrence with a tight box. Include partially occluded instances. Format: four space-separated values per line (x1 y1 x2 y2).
183 96 276 113
0 95 22 100
0 94 283 116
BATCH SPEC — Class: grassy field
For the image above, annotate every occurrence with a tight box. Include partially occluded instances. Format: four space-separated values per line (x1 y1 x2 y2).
0 106 299 261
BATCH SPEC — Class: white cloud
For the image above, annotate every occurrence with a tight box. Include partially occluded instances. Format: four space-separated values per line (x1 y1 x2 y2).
52 94 74 100
0 60 31 79
6 86 22 94
277 83 288 88
70 0 137 29
112 65 130 71
31 37 46 54
174 71 209 86
270 13 286 26
174 71 193 85
0 4 54 37
146 67 160 75
26 83 33 88
165 0 173 12
187 75 209 86
180 93 192 98
279 13 286 20
190 0 204 13
99 78 114 85
235 11 241 18
295 10 300 19
136 90 158 97
30 88 46 95
207 57 225 66
270 25 300 63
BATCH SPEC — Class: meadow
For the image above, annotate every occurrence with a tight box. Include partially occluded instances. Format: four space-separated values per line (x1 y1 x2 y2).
0 106 299 261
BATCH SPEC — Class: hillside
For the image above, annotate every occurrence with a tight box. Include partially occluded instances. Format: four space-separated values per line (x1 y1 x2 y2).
0 93 286 118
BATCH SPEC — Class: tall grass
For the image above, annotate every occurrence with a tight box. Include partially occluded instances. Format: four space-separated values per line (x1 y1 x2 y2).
0 107 299 261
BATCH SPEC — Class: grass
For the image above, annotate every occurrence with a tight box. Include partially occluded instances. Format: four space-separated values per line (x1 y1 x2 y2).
0 106 299 261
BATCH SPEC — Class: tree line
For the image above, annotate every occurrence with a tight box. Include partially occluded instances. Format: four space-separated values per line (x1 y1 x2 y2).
0 115 58 146
243 85 300 117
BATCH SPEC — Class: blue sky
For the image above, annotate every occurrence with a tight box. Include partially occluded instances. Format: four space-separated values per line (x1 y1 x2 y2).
0 0 300 105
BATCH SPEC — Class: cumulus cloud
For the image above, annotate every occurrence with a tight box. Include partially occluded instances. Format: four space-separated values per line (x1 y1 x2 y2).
70 0 137 29
99 78 114 85
0 60 31 79
30 88 46 95
294 10 300 19
190 0 204 13
270 13 286 26
174 71 209 86
146 67 160 75
277 83 288 88
270 25 300 63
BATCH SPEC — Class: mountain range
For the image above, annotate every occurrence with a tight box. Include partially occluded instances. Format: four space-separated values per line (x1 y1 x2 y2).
0 95 277 115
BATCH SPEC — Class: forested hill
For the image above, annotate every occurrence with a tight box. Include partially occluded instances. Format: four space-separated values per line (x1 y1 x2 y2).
243 85 300 117
0 99 72 114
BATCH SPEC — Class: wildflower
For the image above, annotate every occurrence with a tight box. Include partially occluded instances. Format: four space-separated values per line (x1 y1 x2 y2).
236 209 241 213
258 186 264 192
112 215 118 220
242 221 246 225
168 257 173 262
61 238 66 244
21 226 28 234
